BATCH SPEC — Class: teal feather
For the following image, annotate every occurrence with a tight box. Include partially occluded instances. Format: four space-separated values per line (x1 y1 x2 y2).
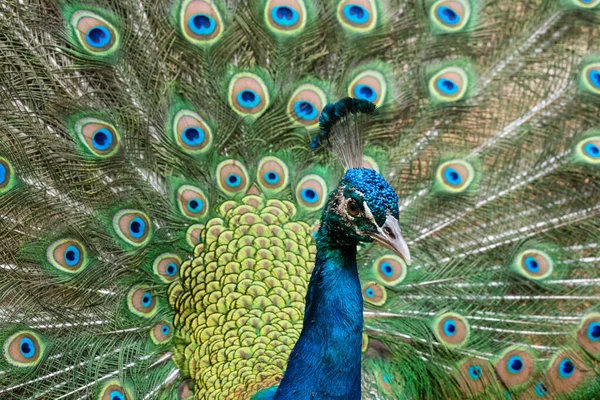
1 0 600 399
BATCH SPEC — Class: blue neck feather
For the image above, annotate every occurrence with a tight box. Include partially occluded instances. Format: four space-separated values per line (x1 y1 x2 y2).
274 239 363 400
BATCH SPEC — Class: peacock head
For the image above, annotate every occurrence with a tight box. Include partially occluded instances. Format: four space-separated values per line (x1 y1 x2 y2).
318 167 411 265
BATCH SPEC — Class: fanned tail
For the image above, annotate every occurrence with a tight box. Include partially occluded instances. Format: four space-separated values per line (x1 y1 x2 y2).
1 0 600 399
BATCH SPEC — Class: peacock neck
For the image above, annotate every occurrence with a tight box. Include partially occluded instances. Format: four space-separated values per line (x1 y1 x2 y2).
274 237 363 400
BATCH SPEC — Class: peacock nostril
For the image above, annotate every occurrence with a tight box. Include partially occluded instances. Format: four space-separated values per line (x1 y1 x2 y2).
383 226 395 239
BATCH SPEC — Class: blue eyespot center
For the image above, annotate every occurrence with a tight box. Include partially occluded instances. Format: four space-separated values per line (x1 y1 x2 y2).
588 322 600 341
64 245 80 266
166 263 178 277
301 188 318 203
264 171 280 184
468 365 482 380
92 128 113 151
381 262 394 277
343 4 370 25
236 89 261 109
227 174 242 187
0 163 6 185
558 358 575 378
109 391 125 400
365 288 375 298
141 292 152 308
535 382 548 396
19 337 35 358
589 70 600 88
187 198 204 213
161 324 170 335
444 167 462 185
294 101 318 120
182 127 205 146
189 14 217 35
525 256 540 273
272 6 299 26
129 217 146 239
354 84 376 102
437 78 459 95
443 320 457 336
584 143 600 158
86 26 111 48
507 355 523 374
382 374 391 383
437 6 460 25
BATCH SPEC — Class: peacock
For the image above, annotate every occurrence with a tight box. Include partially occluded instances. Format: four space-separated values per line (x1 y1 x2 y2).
2 0 600 399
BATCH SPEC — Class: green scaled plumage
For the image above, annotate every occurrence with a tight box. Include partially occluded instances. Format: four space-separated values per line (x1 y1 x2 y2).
1 0 600 399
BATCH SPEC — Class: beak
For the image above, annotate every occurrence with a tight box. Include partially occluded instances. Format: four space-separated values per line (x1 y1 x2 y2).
368 215 411 265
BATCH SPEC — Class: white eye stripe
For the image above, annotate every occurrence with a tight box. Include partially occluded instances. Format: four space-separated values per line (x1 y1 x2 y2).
363 201 378 226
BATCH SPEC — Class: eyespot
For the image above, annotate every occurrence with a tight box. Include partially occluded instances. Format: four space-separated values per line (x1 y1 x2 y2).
429 66 469 102
534 381 549 397
2 331 45 367
435 159 475 193
46 239 88 274
265 0 307 35
575 136 600 165
153 253 182 283
507 356 524 374
576 313 600 357
180 0 224 46
287 84 327 127
362 155 380 173
432 313 469 348
377 372 397 394
70 11 120 56
580 63 600 95
112 210 152 247
228 73 270 119
256 156 289 194
75 118 121 158
0 157 16 194
98 381 133 400
362 281 387 306
151 321 173 345
348 70 386 107
546 350 590 394
176 184 209 220
557 358 575 378
374 255 407 286
468 365 482 380
127 286 158 318
172 110 213 154
186 224 204 248
513 249 553 280
457 359 494 395
216 160 250 196
430 0 471 32
295 174 327 210
495 348 535 388
569 0 600 8
337 0 377 32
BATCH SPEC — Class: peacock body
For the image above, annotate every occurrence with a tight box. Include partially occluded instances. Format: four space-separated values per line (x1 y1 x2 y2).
1 0 600 399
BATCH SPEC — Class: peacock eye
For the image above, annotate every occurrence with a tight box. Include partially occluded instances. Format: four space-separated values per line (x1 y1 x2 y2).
346 199 360 216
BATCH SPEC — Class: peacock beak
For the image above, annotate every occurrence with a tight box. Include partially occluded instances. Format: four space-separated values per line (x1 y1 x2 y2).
368 215 411 265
